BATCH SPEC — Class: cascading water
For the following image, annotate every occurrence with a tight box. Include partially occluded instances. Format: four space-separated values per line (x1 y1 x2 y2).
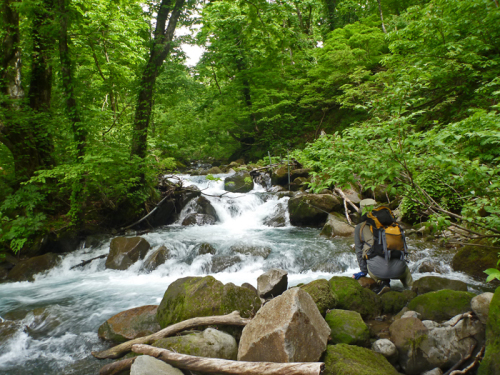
0 173 489 375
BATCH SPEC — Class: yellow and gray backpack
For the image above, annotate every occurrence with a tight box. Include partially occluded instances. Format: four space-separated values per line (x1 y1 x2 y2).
360 206 408 261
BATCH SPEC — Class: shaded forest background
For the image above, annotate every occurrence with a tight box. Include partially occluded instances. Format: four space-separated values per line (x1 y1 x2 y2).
1 0 499 257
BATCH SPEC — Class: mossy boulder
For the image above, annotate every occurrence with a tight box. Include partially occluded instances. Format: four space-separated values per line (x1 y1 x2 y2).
320 213 355 238
412 276 468 295
407 289 475 321
156 276 261 328
205 166 222 175
322 344 400 375
452 245 499 279
288 194 343 227
7 253 60 282
325 309 370 347
153 328 237 360
300 279 338 315
380 290 416 314
224 171 254 193
329 277 381 319
478 286 500 375
271 166 289 186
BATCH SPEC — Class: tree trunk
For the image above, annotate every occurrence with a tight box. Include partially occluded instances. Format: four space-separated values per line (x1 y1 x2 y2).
377 0 387 34
130 0 185 173
131 345 325 375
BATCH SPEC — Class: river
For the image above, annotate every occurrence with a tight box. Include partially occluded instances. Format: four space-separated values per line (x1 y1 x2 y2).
0 173 488 374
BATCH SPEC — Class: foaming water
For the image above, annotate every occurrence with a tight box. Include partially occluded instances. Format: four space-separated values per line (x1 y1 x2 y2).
0 173 489 374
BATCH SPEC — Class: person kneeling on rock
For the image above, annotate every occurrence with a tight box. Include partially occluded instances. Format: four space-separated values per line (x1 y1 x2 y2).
352 204 413 295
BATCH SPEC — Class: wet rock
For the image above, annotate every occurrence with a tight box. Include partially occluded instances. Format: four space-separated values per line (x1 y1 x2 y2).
417 261 443 273
371 339 398 364
300 278 337 315
105 237 150 270
257 269 288 299
84 234 110 249
230 245 271 259
478 286 500 375
263 203 287 227
412 276 468 295
407 289 475 321
471 292 494 324
205 166 222 175
141 246 171 273
224 171 254 193
197 243 217 255
157 276 261 328
181 213 216 226
148 186 201 227
320 213 355 238
390 313 484 375
238 288 330 362
98 305 160 343
153 328 237 360
325 309 370 347
271 166 289 186
452 245 499 280
329 277 381 319
323 343 400 375
0 321 20 346
357 277 377 289
288 194 343 227
311 262 344 273
210 255 241 273
194 196 219 221
23 307 63 339
130 355 183 375
7 253 60 282
380 290 416 314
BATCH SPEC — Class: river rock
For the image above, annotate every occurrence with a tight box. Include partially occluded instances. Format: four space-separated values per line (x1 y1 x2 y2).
412 276 468 295
98 305 160 343
197 243 217 255
224 171 254 193
141 246 170 273
417 261 443 273
230 245 271 259
0 321 20 346
237 288 330 362
300 279 337 315
407 289 475 321
390 313 484 375
342 188 362 204
323 343 399 375
157 276 261 328
194 196 219 221
288 194 343 227
325 309 370 347
241 282 258 295
205 166 222 175
372 339 398 364
329 277 381 319
7 253 60 282
257 269 288 299
105 237 150 270
263 202 287 227
210 255 241 273
357 277 377 289
380 290 416 314
153 328 237 360
130 355 183 375
452 244 499 280
320 213 355 238
147 186 201 227
471 292 494 324
478 286 500 375
181 213 216 226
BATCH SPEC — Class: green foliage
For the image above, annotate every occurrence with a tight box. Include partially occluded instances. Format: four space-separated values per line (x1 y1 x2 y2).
484 253 500 283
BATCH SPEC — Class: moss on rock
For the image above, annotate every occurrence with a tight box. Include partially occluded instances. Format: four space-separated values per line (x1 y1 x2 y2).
300 279 338 315
329 277 381 319
478 286 500 375
288 194 343 227
380 290 416 314
7 253 59 282
325 309 370 347
407 289 475 321
224 171 254 193
322 343 399 375
452 245 499 279
412 276 468 295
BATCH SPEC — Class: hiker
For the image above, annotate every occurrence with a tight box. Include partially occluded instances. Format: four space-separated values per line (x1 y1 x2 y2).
352 205 413 294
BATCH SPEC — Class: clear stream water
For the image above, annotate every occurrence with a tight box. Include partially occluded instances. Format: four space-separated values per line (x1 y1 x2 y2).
0 173 490 375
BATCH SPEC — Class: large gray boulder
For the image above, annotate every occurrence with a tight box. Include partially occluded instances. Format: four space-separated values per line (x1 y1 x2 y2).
141 246 171 273
98 305 160 343
471 292 494 324
153 328 237 360
193 196 219 221
210 255 241 273
130 355 183 375
390 314 484 375
412 276 468 295
263 202 287 227
238 288 330 362
105 237 150 270
7 253 60 282
224 171 254 193
288 194 343 227
257 269 288 300
320 213 355 238
181 213 216 226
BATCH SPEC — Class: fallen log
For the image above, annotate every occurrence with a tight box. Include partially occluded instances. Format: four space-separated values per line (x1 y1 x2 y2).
99 357 138 375
131 344 325 375
449 345 485 375
70 254 107 270
92 310 250 360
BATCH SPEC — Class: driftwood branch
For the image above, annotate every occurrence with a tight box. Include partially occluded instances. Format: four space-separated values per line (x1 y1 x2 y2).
92 311 250 360
70 254 107 270
443 343 476 375
99 357 138 375
449 345 485 375
120 193 173 231
131 344 325 375
334 188 360 213
450 311 474 327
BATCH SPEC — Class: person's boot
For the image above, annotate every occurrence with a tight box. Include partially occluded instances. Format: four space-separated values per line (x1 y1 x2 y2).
376 280 391 295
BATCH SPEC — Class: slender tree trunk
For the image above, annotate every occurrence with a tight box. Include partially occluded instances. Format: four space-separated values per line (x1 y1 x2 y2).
377 0 387 34
130 0 185 171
